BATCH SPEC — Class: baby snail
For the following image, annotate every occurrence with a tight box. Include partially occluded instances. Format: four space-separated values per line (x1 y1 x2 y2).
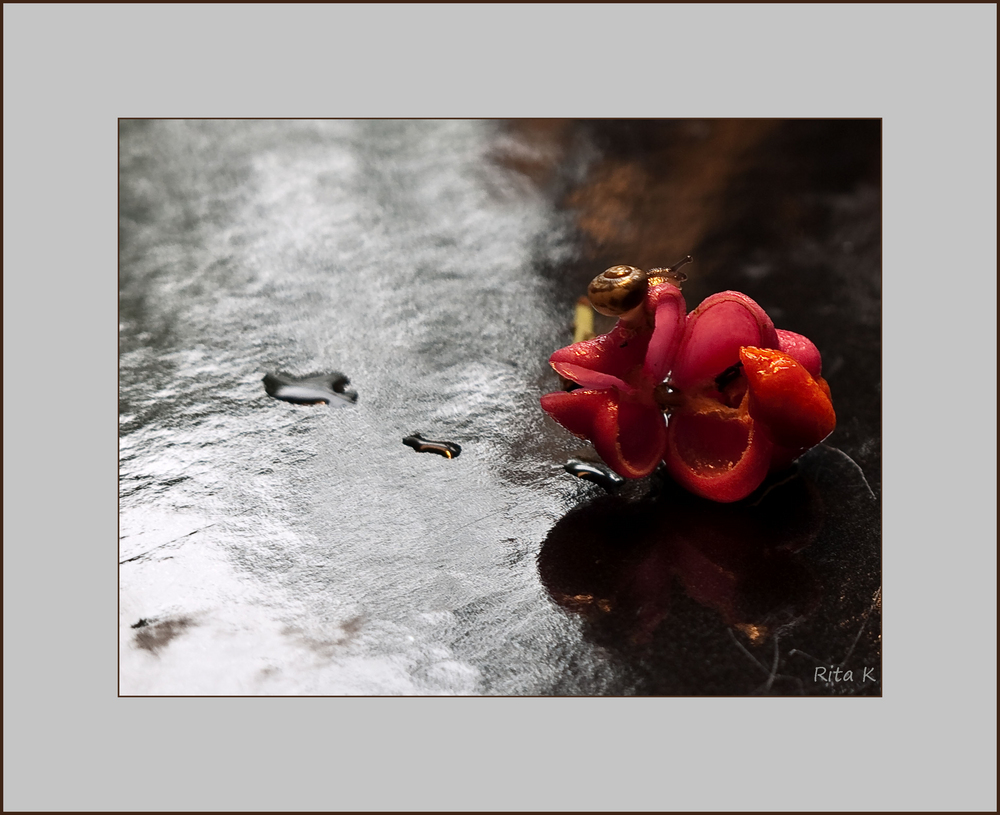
587 256 693 316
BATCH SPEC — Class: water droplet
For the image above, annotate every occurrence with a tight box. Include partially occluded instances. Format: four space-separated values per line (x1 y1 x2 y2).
263 371 358 406
402 433 461 459
564 459 624 492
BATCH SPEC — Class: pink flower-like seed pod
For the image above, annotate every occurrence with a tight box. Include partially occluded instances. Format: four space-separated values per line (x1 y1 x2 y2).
541 270 835 502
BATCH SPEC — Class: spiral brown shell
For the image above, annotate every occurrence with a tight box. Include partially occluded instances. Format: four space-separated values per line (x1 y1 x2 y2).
587 265 648 316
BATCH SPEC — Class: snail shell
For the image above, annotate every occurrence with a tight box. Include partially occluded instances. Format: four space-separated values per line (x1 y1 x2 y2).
587 265 648 316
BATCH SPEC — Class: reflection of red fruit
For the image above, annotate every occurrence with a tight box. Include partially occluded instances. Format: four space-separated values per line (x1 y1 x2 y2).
617 542 676 644
740 347 836 450
671 537 742 616
537 474 823 645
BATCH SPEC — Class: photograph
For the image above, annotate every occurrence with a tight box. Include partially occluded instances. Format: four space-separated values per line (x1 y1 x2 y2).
6 3 995 810
119 118 882 696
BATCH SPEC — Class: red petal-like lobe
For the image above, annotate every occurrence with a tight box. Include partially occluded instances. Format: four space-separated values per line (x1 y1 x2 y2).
540 389 614 440
663 408 773 503
739 347 836 450
593 398 669 479
549 323 649 394
671 292 779 390
641 283 686 383
776 329 822 378
541 389 667 480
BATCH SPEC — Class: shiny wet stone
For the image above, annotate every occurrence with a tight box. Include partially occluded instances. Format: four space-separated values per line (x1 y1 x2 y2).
119 119 881 695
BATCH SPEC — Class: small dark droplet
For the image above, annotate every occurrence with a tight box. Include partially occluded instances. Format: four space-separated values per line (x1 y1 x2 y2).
403 433 461 459
559 375 581 392
564 460 624 492
263 371 358 406
131 618 151 629
714 361 744 391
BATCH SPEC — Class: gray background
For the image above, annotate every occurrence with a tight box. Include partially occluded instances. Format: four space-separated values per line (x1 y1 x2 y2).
5 3 998 812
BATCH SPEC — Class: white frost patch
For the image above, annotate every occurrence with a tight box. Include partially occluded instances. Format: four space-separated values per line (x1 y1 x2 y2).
121 544 482 695
119 508 217 561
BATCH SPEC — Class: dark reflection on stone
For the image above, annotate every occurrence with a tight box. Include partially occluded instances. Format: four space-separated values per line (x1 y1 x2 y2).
402 433 462 459
563 459 625 492
538 471 822 649
262 371 358 406
132 616 195 655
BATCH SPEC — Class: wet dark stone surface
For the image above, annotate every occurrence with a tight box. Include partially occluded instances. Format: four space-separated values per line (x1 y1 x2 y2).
119 119 881 695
